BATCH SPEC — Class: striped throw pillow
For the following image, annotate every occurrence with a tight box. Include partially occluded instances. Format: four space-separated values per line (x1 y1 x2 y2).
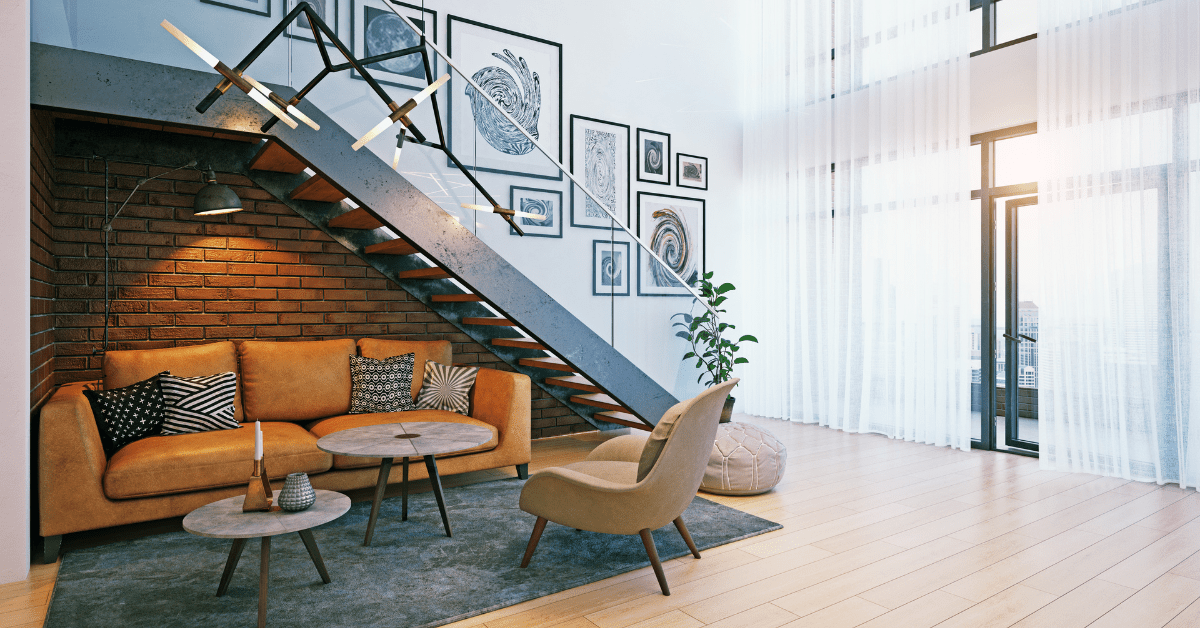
414 361 478 415
159 372 241 435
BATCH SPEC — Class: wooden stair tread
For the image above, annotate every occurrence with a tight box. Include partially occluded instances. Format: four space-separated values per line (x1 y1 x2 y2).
518 357 574 372
431 294 483 302
396 268 449 280
327 208 383 230
595 411 653 432
248 141 307 174
364 239 418 256
290 175 346 203
463 317 516 326
571 394 627 413
544 376 600 393
491 338 546 350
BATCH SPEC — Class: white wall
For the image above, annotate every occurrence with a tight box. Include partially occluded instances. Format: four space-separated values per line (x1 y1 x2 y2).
3 0 32 585
29 0 742 399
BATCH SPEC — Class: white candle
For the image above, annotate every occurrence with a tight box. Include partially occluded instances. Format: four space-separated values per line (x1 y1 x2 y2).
254 421 263 461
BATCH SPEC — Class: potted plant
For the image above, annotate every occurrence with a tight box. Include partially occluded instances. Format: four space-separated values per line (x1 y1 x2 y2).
674 272 758 422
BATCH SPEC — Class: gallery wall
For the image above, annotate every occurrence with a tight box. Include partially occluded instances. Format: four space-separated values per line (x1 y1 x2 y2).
30 0 745 401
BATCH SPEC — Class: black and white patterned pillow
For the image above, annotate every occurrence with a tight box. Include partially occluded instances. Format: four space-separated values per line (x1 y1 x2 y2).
159 372 241 435
83 372 168 457
350 353 417 414
414 361 478 415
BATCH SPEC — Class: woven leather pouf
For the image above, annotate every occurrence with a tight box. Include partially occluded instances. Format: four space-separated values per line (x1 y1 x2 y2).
699 423 787 496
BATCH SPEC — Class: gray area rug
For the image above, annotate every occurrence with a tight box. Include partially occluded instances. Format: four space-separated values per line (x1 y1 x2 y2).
45 479 780 628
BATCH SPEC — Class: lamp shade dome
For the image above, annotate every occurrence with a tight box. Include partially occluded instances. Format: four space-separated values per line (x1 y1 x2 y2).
194 179 243 216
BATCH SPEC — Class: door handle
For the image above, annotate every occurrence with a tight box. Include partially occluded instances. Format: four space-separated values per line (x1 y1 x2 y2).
1019 334 1037 343
1003 333 1021 343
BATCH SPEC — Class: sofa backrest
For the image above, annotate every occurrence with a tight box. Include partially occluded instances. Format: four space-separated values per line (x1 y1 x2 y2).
103 341 244 421
238 338 357 421
357 338 452 400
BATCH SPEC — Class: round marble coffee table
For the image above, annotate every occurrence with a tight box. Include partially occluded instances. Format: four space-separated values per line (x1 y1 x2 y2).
316 421 493 545
183 489 350 628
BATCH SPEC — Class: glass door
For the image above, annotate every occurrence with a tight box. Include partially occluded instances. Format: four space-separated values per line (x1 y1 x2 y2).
999 196 1039 452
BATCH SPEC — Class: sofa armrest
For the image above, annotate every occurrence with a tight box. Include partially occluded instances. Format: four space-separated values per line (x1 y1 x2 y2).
38 382 112 536
470 367 531 455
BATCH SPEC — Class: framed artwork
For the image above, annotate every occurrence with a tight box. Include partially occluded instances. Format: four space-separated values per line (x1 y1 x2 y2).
448 15 563 180
570 115 630 230
636 192 704 297
200 0 270 17
676 153 708 190
286 0 338 44
508 186 562 238
352 1 436 91
636 128 671 185
592 240 631 297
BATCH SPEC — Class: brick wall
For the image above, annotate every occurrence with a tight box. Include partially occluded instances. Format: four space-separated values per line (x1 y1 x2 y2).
30 111 56 408
35 114 591 439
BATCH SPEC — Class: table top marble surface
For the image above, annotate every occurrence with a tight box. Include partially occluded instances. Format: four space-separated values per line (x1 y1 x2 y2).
183 489 351 539
315 421 493 459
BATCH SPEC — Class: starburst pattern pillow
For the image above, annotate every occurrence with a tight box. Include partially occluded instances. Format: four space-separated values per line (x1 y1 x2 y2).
349 353 417 414
83 372 168 457
414 361 479 415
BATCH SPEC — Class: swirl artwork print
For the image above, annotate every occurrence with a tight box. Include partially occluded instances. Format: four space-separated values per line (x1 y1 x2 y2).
636 128 671 185
570 115 630 229
637 192 705 296
509 186 562 238
449 16 563 180
677 153 708 190
592 240 630 296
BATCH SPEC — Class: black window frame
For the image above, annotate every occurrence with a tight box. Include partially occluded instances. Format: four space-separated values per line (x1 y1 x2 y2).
970 0 1038 58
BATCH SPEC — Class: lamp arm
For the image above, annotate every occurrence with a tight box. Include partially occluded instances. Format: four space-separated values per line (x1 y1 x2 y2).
104 160 198 230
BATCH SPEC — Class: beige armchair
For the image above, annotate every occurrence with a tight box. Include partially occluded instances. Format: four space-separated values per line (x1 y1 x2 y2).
517 379 739 596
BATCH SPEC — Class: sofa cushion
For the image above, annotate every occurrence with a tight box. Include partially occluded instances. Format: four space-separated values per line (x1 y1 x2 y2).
414 362 478 415
159 372 240 435
103 421 331 499
83 373 168 457
357 339 452 400
307 410 499 470
349 354 417 414
239 339 357 421
104 341 244 421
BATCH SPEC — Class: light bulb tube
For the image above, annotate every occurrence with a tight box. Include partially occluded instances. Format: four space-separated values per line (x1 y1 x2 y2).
412 74 450 106
514 210 548 222
352 115 395 151
248 88 298 129
460 203 547 222
392 133 406 169
161 20 219 68
286 105 320 131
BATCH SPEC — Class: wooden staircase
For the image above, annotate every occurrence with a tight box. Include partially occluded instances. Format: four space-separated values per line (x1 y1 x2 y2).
246 141 651 431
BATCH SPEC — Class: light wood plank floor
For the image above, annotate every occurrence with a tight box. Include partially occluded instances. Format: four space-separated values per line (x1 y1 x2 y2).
7 414 1200 628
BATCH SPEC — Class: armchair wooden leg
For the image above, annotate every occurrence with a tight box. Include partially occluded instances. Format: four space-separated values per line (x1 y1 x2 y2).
639 529 670 596
520 517 548 568
673 517 701 559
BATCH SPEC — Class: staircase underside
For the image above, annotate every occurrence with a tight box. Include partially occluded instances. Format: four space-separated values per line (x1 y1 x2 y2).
31 43 680 430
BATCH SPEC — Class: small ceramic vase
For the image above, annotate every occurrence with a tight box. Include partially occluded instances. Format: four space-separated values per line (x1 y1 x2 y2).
278 472 316 511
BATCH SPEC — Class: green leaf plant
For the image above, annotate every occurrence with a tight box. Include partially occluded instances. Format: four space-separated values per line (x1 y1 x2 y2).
672 272 758 394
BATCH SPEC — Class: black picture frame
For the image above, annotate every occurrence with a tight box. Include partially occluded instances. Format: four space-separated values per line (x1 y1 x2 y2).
636 128 671 186
592 240 631 297
570 114 630 230
351 0 436 91
508 186 563 238
636 191 705 297
285 0 339 44
447 15 564 181
200 0 271 17
676 153 708 191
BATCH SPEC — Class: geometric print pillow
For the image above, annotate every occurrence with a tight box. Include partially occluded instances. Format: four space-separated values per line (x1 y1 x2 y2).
414 361 478 416
82 372 168 457
158 372 241 435
349 353 417 414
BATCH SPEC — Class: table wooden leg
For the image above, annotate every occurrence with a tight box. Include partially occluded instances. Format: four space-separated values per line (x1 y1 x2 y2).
216 537 246 597
258 536 270 628
402 456 409 522
297 529 331 584
423 455 452 537
364 457 393 546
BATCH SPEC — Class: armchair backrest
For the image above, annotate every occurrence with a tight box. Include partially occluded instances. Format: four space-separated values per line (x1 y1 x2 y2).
638 379 739 521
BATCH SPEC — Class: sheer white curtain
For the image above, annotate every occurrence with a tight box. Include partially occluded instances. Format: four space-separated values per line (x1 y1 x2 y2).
741 0 974 449
1034 0 1200 485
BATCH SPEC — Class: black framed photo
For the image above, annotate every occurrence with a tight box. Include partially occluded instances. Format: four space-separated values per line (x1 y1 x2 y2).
509 186 562 238
676 153 708 191
286 0 338 44
570 115 630 230
592 240 631 297
636 128 671 186
448 15 563 180
636 192 704 297
352 1 436 91
201 0 271 17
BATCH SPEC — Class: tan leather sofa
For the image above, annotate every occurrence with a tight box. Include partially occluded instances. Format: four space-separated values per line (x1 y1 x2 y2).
38 338 531 559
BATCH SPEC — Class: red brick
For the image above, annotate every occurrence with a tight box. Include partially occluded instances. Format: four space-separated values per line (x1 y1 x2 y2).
322 266 365 278
204 276 255 287
148 219 202 234
204 223 256 237
206 326 256 339
176 261 228 274
326 313 366 324
118 260 173 274
203 249 255 262
150 327 204 339
117 287 175 299
150 301 203 313
277 289 321 300
256 301 301 312
227 237 276 251
257 227 300 240
301 301 345 312
230 313 278 325
230 288 277 300
256 325 302 337
230 213 277 226
277 240 323 253
277 265 322 277
255 276 301 288
149 274 202 287
176 235 228 249
255 251 300 264
176 314 228 326
228 263 277 276
279 313 323 325
303 325 347 336
300 253 343 265
118 314 175 327
117 232 174 246
149 247 204 260
205 301 255 313
147 194 195 208
300 277 343 289
177 287 230 300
